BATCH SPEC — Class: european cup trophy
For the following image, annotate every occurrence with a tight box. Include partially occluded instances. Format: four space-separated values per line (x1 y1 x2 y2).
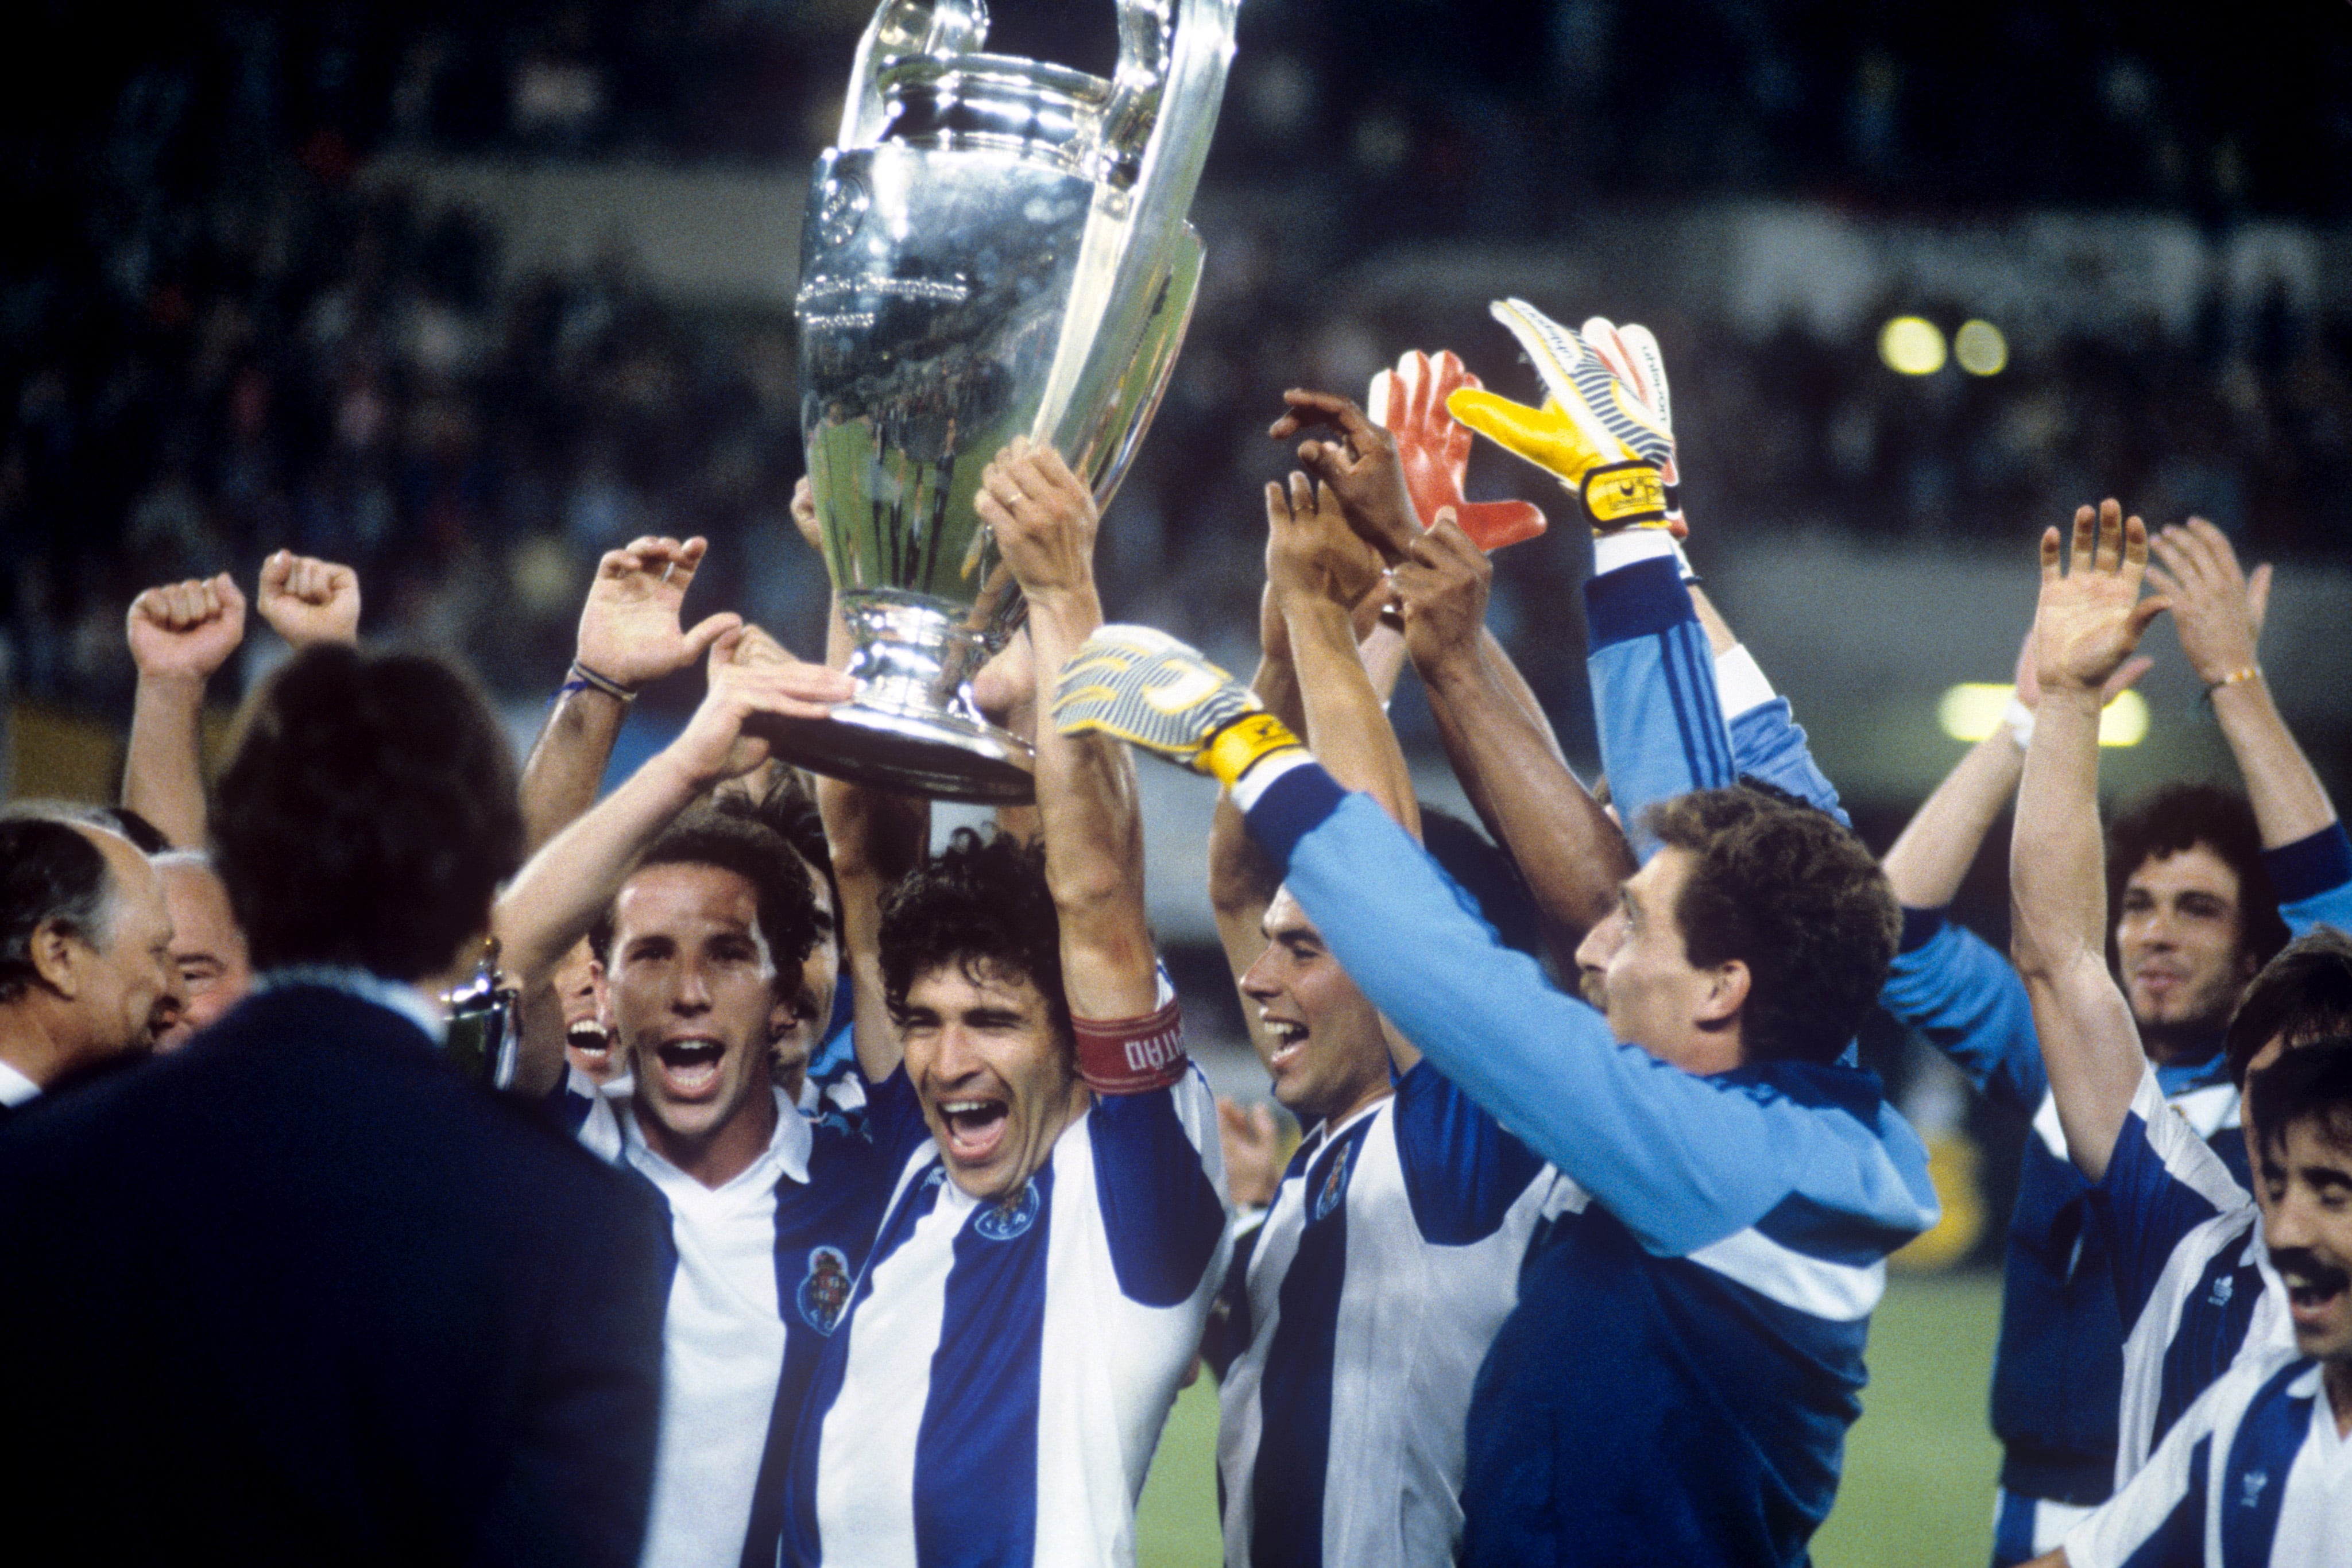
764 0 1240 802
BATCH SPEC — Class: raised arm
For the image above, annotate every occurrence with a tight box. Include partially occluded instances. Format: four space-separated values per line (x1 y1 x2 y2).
1395 514 1628 959
1206 586 1305 1065
122 574 247 849
2011 501 2172 1180
494 630 853 1094
253 551 361 651
2147 517 2335 852
518 535 742 855
978 439 1157 1019
1052 638 1937 1255
1265 470 1418 834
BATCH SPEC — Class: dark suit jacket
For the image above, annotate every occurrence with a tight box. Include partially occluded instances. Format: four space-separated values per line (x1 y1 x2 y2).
0 984 670 1568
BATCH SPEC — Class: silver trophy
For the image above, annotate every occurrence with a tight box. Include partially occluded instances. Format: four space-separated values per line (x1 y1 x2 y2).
767 0 1239 802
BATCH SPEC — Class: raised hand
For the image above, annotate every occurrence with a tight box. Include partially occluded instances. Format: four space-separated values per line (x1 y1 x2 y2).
1054 625 1294 784
1371 349 1546 551
2144 516 2271 688
1576 317 1689 538
255 551 361 648
575 535 742 692
126 574 247 682
1447 299 1676 535
666 628 854 789
1390 512 1494 680
1267 388 1422 563
976 437 1100 605
1266 470 1383 614
2034 500 2171 697
2010 621 2151 713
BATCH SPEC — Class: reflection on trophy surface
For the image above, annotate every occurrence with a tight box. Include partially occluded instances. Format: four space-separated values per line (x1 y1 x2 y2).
764 0 1239 802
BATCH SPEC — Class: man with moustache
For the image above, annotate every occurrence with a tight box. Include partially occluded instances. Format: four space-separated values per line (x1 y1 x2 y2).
2024 1039 2352 1568
0 807 181 1112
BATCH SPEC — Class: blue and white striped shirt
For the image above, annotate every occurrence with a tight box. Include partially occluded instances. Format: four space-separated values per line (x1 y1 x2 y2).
2094 1068 2293 1488
2062 1346 2351 1568
566 1079 895 1568
783 1058 1228 1567
1217 1061 1554 1567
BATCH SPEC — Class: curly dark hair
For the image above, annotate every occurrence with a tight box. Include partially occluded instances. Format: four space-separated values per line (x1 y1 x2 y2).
2247 1035 2352 1156
2107 781 2288 973
0 810 116 1004
2223 927 2352 1087
879 827 1069 1043
1642 785 1900 1066
211 645 524 982
595 806 819 992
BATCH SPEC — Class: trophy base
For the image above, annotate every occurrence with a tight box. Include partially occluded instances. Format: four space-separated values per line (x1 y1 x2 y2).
753 703 1036 805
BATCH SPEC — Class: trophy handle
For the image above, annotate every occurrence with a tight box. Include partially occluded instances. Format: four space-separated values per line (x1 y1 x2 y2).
838 0 992 149
1033 0 1236 465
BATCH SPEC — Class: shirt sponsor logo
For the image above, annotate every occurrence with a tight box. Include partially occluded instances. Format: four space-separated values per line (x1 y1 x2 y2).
2238 1469 2268 1509
2208 1273 2234 1308
796 1245 854 1335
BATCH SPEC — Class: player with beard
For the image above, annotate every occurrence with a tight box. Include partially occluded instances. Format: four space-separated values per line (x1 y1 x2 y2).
496 632 903 1568
780 440 1227 1568
2024 1040 2352 1568
1202 464 1557 1568
2006 502 2352 1512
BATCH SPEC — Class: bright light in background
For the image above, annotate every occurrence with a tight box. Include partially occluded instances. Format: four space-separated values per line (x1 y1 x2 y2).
1879 315 1947 375
1938 683 2147 747
1955 319 2009 375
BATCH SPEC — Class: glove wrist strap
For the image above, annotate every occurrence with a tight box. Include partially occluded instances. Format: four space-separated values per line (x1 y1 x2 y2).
1581 460 1669 532
1204 713 1303 790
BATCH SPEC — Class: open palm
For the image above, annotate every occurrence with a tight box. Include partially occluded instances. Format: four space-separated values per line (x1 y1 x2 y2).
2034 500 2170 695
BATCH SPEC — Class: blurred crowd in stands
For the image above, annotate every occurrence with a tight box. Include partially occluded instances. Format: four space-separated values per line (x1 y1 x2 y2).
6 0 2350 721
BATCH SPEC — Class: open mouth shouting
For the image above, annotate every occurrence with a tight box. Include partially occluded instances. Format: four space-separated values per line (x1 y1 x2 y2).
935 1095 1011 1166
567 1018 612 1063
2274 1249 2350 1335
1261 1014 1308 1077
651 1035 730 1098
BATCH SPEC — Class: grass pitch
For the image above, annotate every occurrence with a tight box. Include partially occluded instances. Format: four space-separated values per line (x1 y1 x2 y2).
1136 1270 2005 1567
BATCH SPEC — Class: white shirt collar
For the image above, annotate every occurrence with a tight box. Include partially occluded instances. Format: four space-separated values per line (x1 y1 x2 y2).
0 1058 40 1108
252 965 447 1047
622 1085 811 1197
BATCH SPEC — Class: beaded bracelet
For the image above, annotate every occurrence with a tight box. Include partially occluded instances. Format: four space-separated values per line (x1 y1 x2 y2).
2207 665 2261 695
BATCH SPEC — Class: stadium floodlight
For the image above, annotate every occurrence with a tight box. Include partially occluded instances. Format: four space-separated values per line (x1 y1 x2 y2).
1938 683 2147 748
1955 319 2008 376
1879 316 1947 375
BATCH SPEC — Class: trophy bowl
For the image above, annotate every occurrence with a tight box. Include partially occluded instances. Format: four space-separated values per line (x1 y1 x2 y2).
764 1 1235 803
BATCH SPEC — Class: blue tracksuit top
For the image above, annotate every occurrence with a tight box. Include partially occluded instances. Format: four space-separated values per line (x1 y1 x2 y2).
1237 557 1939 1567
1875 815 2352 1504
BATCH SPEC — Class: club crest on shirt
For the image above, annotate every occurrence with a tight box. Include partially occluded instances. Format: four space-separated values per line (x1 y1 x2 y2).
1313 1141 1354 1222
796 1245 853 1335
973 1179 1040 1241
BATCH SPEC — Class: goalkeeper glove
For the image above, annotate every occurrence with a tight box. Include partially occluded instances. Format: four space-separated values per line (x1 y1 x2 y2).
1446 297 1676 536
1052 625 1302 789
